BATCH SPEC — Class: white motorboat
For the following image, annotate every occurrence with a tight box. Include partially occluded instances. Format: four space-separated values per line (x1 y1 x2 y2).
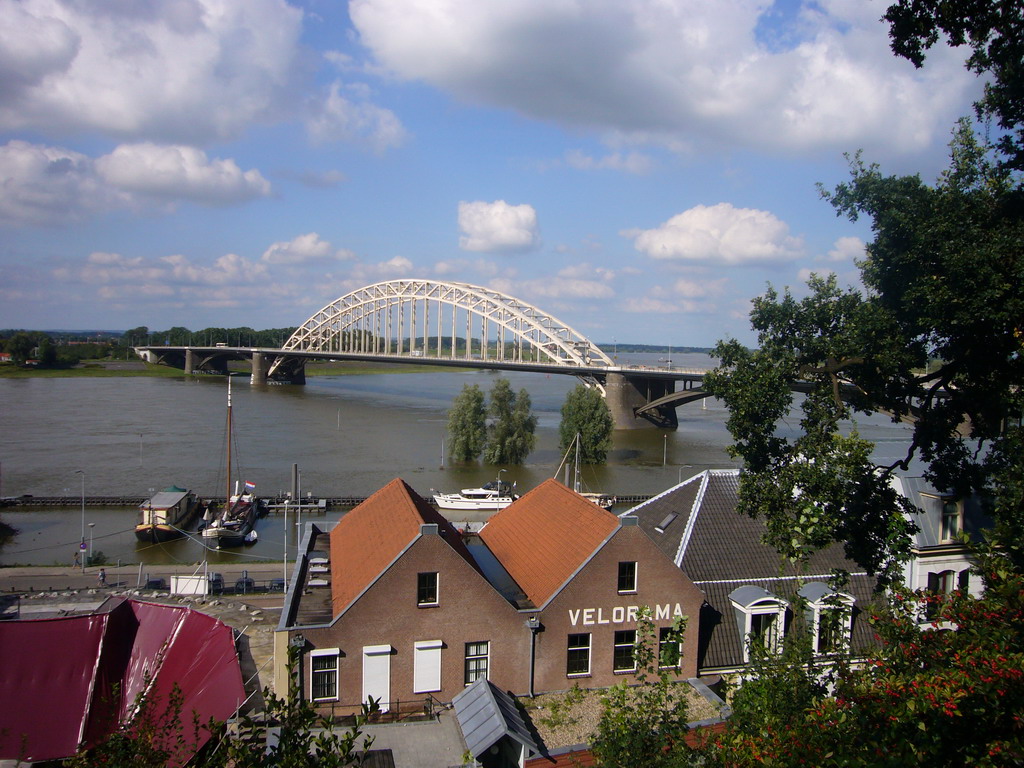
433 478 518 511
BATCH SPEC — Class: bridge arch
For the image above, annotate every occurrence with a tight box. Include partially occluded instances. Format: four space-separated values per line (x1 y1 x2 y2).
271 279 614 374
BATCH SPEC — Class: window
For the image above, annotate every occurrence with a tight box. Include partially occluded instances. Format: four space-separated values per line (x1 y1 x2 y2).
617 561 637 593
798 582 855 655
464 641 489 685
613 630 637 672
941 500 962 541
730 586 788 662
659 626 681 668
310 649 339 701
413 640 443 693
817 608 844 654
750 612 780 651
567 633 591 676
417 572 438 605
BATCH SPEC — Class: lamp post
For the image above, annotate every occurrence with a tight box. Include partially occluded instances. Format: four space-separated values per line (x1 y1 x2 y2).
88 523 95 565
74 470 85 573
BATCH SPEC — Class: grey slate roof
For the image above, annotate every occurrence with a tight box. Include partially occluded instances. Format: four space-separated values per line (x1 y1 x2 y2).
626 470 882 672
452 677 539 761
894 476 993 549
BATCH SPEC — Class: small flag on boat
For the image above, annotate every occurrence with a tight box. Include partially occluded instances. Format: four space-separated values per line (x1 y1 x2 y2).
244 481 256 491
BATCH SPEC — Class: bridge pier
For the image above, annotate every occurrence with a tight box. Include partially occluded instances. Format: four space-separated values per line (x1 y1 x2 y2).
251 353 268 385
605 373 679 430
184 349 195 375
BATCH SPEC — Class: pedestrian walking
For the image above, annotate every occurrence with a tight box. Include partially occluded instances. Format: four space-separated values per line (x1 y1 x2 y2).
98 568 106 587
73 550 80 568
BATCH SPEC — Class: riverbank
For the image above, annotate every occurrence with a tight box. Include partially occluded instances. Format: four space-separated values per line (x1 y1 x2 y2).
0 359 451 379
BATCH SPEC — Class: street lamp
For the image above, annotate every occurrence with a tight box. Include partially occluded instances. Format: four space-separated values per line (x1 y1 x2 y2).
74 470 85 573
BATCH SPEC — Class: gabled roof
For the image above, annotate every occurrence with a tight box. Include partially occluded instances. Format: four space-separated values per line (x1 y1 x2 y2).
329 478 478 616
479 479 619 608
627 470 880 671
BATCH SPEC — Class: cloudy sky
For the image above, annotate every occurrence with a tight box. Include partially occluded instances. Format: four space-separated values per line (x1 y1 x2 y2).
0 0 978 346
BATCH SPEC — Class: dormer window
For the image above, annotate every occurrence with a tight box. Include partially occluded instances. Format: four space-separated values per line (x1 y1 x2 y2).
798 582 855 655
729 585 788 662
941 499 962 542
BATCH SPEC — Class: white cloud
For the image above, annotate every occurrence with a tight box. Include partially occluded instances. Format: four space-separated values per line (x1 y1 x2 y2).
825 235 865 263
306 81 407 151
458 200 540 253
0 0 305 144
95 143 271 204
0 140 126 225
349 0 974 158
0 140 270 225
672 277 727 298
564 149 653 174
261 233 355 264
626 202 804 265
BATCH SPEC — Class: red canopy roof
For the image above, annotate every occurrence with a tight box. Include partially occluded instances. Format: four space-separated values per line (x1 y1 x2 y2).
0 597 245 764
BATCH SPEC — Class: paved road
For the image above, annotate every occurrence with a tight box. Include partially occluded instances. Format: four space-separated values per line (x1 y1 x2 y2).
0 562 292 594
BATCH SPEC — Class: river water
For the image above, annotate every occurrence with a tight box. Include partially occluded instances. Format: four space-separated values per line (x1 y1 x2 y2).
0 352 912 568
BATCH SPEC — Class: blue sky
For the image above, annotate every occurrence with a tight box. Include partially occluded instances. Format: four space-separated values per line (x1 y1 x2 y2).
0 0 979 346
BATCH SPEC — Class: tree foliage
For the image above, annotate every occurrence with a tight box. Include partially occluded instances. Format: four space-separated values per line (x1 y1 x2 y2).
884 0 1024 170
714 550 1024 766
69 650 378 768
590 610 703 767
559 384 614 464
705 123 1024 584
447 383 487 462
483 378 537 465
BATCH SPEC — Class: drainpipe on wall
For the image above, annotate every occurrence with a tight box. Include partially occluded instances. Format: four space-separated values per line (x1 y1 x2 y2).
525 616 542 697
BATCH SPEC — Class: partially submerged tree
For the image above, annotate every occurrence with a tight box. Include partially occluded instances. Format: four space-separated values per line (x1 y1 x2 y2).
559 384 614 464
446 383 487 462
483 378 537 465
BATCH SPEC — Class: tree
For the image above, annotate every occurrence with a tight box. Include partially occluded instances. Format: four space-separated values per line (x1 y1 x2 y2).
590 610 701 767
5 331 37 364
447 384 486 462
483 378 537 465
884 0 1024 170
705 123 1024 585
713 549 1024 766
559 384 614 464
36 336 57 367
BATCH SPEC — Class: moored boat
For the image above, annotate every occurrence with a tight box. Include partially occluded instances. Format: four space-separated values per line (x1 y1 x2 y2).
201 482 263 547
200 377 264 548
433 478 518 511
135 486 201 542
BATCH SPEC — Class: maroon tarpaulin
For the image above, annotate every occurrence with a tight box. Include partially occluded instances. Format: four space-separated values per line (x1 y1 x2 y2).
0 597 245 764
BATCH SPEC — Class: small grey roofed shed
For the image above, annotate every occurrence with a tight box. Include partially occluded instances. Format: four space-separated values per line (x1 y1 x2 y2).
452 677 539 761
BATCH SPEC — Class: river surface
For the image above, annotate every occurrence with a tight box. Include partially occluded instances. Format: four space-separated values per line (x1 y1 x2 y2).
0 352 913 568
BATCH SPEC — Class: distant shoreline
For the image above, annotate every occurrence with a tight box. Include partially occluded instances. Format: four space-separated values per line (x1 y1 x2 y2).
0 359 448 379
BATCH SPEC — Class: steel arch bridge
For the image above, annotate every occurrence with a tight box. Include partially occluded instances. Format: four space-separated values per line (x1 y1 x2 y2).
268 279 614 377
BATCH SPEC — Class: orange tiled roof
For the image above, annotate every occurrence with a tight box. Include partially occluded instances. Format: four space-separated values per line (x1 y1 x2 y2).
479 479 619 607
329 478 474 616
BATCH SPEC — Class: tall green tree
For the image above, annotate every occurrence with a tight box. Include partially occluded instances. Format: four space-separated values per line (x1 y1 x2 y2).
559 384 614 464
705 122 1024 584
483 378 537 465
884 0 1024 170
447 383 487 462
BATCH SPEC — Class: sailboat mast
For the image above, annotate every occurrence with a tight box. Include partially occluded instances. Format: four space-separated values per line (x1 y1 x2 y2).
574 432 581 493
226 377 232 508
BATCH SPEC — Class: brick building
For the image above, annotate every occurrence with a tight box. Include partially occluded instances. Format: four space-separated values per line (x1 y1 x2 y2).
274 478 704 711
